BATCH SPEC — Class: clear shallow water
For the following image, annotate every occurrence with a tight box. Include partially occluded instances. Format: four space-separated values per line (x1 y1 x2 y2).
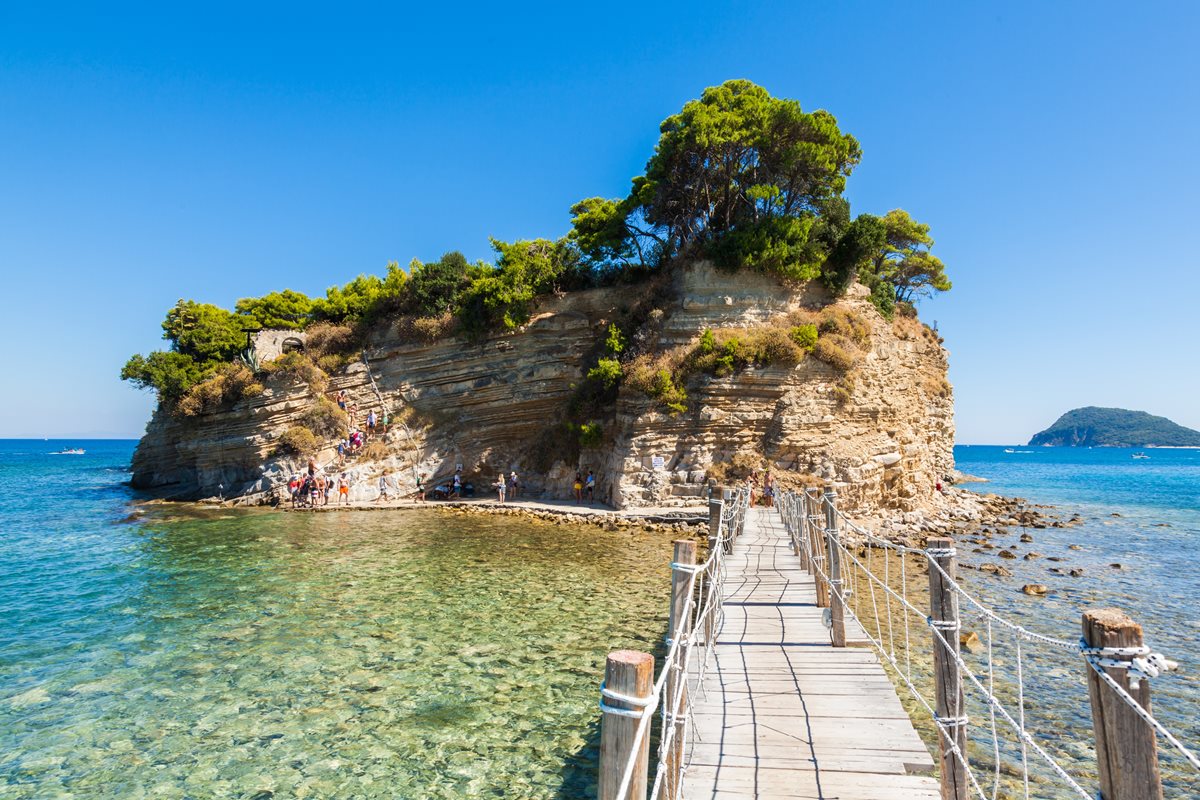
952 445 1200 794
0 440 676 799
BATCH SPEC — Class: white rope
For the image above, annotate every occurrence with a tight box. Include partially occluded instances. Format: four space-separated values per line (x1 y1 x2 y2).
777 489 1200 800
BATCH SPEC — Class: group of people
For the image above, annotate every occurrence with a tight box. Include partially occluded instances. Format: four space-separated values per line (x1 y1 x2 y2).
747 471 775 507
572 470 596 503
493 470 522 502
332 390 389 464
288 460 352 508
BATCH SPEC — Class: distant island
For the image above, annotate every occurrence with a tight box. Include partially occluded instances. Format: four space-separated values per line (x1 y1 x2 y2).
1029 407 1200 447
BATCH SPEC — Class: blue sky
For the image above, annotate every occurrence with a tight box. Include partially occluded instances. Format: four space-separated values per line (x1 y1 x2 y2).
0 2 1196 442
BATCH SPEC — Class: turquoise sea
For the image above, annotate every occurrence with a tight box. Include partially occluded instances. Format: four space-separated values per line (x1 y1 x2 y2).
2 440 1198 797
0 440 676 799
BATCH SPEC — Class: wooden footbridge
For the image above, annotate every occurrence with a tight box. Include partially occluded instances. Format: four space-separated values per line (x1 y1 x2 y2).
680 506 938 799
595 488 1197 800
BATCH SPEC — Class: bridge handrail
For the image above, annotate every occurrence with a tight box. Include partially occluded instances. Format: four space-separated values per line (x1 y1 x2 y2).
603 487 750 800
778 487 1199 800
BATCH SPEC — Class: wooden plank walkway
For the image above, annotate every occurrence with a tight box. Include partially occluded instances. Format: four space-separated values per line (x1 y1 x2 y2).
682 506 939 799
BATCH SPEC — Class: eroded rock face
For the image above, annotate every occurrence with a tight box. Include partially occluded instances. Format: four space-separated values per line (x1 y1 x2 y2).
602 264 954 512
130 263 954 511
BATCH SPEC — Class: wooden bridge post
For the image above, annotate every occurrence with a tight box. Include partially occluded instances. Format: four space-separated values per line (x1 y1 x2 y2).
787 493 802 558
796 492 811 570
823 485 847 647
707 497 724 549
926 537 968 800
807 493 829 607
666 540 697 798
599 650 654 800
1082 608 1163 800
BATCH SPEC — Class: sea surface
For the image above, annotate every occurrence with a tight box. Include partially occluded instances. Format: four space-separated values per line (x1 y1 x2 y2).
0 440 675 799
2 440 1198 798
950 444 1200 794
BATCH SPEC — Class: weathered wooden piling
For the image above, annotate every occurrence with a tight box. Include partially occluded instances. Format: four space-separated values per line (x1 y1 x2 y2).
1082 608 1164 800
599 650 654 800
666 539 697 797
927 537 968 800
823 485 847 647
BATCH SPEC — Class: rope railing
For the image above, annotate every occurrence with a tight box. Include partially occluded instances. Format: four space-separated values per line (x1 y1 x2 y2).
597 487 749 800
777 487 1200 800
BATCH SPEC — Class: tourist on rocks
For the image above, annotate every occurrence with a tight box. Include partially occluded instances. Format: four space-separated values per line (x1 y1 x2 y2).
381 410 389 435
508 471 519 500
585 470 596 502
288 475 301 508
367 409 377 437
573 473 584 503
323 475 333 506
496 472 506 503
307 458 317 478
338 473 350 505
377 474 391 503
336 390 347 411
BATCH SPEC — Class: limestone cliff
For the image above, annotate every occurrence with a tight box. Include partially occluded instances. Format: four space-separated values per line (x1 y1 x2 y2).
131 264 954 511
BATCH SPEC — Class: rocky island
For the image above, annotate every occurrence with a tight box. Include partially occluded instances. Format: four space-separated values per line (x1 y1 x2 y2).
1028 406 1200 448
122 81 957 514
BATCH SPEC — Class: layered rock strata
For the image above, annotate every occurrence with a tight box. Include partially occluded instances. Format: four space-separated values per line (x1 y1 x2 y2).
131 263 954 512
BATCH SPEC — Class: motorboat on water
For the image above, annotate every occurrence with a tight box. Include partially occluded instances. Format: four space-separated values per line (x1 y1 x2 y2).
1132 452 1150 459
50 448 86 455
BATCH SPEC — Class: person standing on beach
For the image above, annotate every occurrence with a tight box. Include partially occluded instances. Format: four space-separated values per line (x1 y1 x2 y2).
451 470 462 499
415 472 426 501
585 470 595 502
573 473 583 503
377 474 390 503
338 473 350 505
497 472 506 503
508 471 519 500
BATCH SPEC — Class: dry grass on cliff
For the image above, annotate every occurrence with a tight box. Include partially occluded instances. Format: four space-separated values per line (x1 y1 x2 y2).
261 352 329 393
392 313 459 343
176 364 264 417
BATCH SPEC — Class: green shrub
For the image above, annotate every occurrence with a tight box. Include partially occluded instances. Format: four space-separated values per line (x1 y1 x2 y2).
277 426 318 455
869 281 895 320
578 421 604 448
789 324 818 350
604 323 626 356
586 358 623 389
299 398 348 439
698 328 716 355
121 351 208 406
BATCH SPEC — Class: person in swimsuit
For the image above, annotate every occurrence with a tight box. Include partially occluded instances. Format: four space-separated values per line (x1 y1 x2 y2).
573 473 583 503
338 473 350 505
497 472 506 503
336 390 347 411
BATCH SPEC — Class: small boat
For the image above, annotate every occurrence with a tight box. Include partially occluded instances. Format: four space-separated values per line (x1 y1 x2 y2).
1132 452 1150 460
50 448 86 455
1004 448 1016 454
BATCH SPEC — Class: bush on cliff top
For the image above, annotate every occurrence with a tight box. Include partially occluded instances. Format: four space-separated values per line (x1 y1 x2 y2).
123 81 949 412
